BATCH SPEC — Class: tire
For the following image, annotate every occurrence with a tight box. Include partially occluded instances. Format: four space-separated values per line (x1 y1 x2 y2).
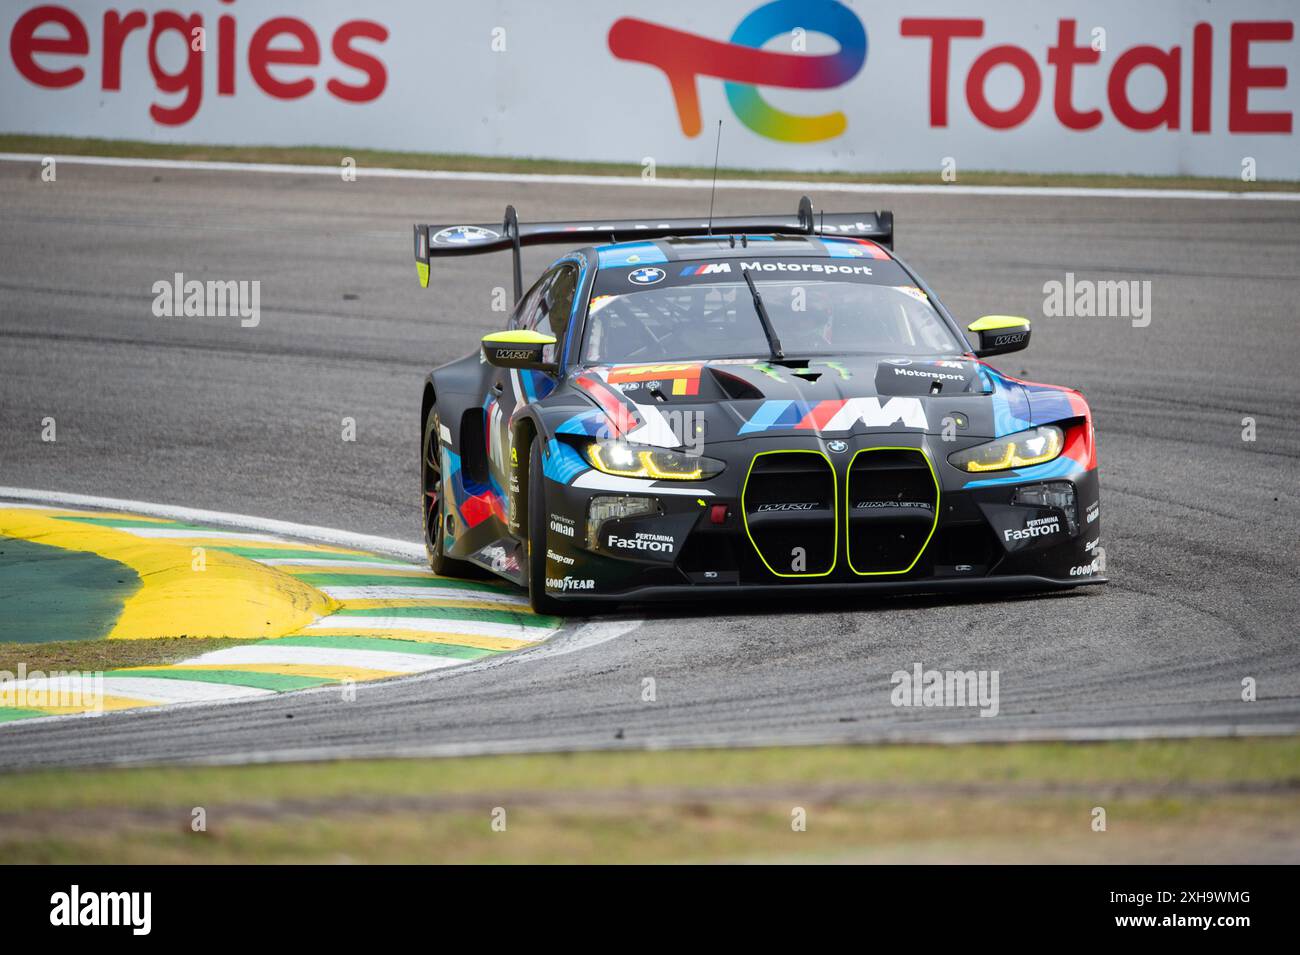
526 439 565 615
421 407 482 579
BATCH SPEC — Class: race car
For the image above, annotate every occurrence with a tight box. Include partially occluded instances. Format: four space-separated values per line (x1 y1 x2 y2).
413 198 1104 612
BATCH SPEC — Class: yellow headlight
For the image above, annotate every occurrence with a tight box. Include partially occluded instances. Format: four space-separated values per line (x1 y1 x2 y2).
948 426 1064 473
584 441 723 481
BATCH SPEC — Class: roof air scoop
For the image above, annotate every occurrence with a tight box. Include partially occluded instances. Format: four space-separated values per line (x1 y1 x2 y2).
708 367 766 400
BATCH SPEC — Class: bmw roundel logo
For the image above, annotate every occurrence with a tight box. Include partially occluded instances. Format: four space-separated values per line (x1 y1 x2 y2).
432 225 499 245
628 266 666 285
828 439 849 453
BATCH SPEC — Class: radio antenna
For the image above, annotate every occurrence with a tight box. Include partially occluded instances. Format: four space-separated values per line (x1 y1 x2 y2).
706 120 722 236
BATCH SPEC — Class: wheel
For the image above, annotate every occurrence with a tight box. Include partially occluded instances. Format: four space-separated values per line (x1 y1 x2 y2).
526 439 565 615
421 407 482 579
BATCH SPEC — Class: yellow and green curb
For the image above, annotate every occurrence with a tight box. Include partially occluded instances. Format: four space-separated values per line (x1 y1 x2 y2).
0 503 561 723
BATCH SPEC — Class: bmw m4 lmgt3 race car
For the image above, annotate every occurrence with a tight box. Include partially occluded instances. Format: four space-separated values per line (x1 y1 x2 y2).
414 199 1104 612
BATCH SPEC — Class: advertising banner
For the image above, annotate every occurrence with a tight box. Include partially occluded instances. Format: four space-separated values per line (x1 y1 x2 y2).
2 0 1296 178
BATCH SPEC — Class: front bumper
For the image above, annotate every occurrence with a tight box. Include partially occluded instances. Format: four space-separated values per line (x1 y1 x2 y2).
541 433 1104 601
555 573 1106 604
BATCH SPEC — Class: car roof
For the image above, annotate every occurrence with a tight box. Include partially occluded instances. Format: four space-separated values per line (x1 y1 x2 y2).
590 234 892 269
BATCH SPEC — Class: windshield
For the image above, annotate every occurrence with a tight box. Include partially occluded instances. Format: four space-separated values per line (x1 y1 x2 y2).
583 278 965 365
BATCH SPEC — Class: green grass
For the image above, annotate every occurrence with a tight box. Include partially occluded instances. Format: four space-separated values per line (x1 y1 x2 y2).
9 794 1295 865
0 738 1295 862
0 637 259 676
3 134 1296 192
2 737 1295 812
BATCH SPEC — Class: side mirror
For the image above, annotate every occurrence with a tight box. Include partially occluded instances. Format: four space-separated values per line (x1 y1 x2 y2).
967 315 1031 357
481 329 557 372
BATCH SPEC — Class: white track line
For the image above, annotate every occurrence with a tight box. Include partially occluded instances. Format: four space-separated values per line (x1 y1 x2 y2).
304 615 550 640
187 644 466 674
257 558 409 569
177 721 1300 767
319 585 531 605
7 675 273 704
0 487 424 561
118 528 292 543
1 152 1296 202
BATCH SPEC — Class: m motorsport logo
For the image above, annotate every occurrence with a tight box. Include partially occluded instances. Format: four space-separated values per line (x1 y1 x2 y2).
608 0 867 142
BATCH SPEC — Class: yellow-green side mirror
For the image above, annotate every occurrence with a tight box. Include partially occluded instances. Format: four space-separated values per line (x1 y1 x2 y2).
966 315 1031 358
481 329 558 372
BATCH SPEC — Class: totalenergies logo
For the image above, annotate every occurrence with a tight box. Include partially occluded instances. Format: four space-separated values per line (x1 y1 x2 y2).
608 0 866 143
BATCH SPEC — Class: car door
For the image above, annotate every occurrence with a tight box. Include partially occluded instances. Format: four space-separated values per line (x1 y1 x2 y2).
485 267 560 495
531 259 580 368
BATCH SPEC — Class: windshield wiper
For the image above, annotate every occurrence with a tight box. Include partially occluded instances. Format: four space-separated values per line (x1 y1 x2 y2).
740 268 784 361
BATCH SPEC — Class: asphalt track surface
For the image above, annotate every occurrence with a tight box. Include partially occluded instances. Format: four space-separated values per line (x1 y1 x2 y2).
0 160 1297 769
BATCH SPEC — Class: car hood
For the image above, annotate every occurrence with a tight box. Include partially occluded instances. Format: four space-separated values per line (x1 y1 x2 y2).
567 356 1037 446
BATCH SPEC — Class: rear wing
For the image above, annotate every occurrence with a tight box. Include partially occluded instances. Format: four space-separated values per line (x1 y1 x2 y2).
413 197 893 301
